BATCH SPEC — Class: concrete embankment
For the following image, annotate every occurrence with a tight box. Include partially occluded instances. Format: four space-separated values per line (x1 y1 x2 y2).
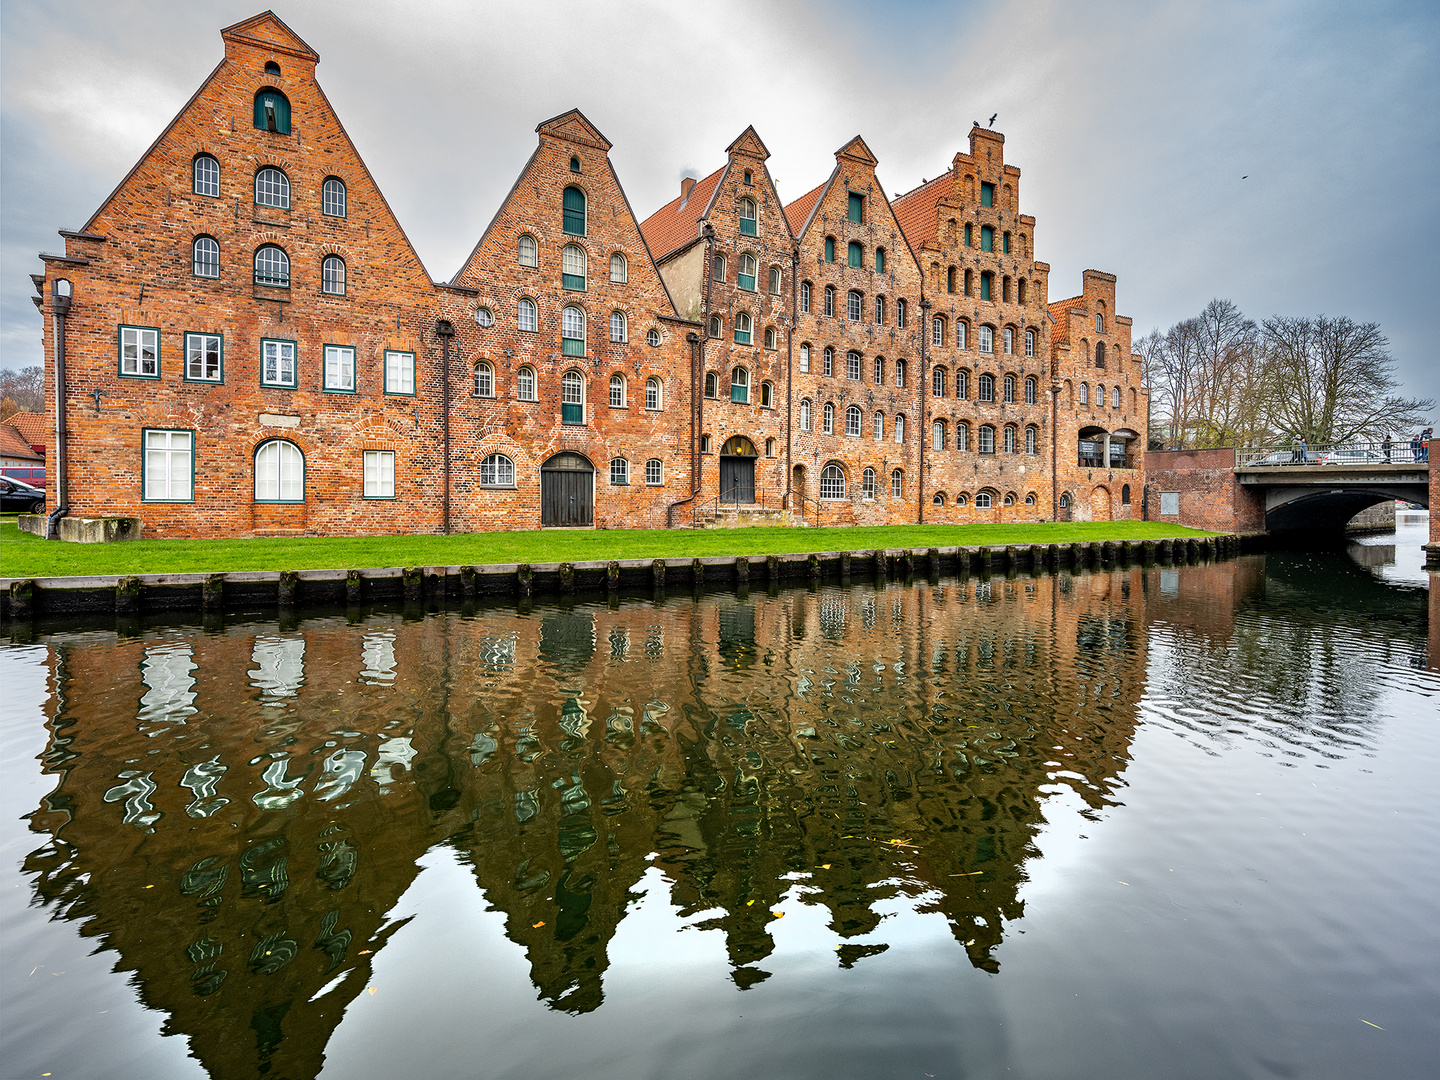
2 534 1250 625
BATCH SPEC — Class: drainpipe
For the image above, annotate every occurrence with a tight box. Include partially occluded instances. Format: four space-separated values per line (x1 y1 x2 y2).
666 331 703 526
46 279 73 540
436 319 455 534
785 245 798 509
1050 382 1060 520
917 298 931 524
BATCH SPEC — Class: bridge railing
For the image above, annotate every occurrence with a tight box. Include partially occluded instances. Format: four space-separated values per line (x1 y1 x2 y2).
1236 439 1430 468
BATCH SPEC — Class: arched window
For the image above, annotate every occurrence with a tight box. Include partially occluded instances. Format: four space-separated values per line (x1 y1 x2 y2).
800 281 812 313
705 372 718 398
561 306 586 356
1096 313 1104 333
947 266 957 293
933 493 947 507
978 373 995 402
765 438 775 457
956 321 968 350
192 236 219 278
761 380 774 407
1096 341 1106 367
253 88 291 134
975 491 993 508
321 255 346 295
1025 376 1037 405
561 369 585 423
739 197 757 236
933 366 947 397
956 369 969 399
254 245 289 288
824 236 836 262
848 240 863 268
610 457 630 485
823 347 834 376
800 399 812 431
518 298 537 332
731 366 749 403
701 434 712 453
1025 492 1037 506
1025 329 1036 357
1059 492 1072 509
192 154 220 197
322 177 347 218
1003 374 1015 403
570 156 581 173
647 458 664 485
610 310 627 343
862 467 876 498
1121 484 1132 505
896 298 908 327
932 420 947 450
709 315 723 339
894 414 905 443
873 356 885 383
734 311 753 345
932 315 945 347
254 167 290 209
562 186 586 235
1004 492 1016 506
978 425 996 454
799 343 811 372
739 253 757 291
609 372 627 407
518 234 538 267
517 365 536 401
764 326 778 349
848 290 863 321
824 285 836 317
646 377 662 410
823 402 835 434
873 412 885 440
474 361 494 397
1003 426 1016 454
846 351 862 381
956 422 969 451
1004 327 1015 355
895 358 907 387
769 266 782 294
1079 383 1089 404
977 325 993 353
820 464 846 499
480 453 515 487
875 295 886 324
1026 426 1038 455
875 247 886 272
845 404 862 437
254 440 303 502
891 469 903 497
955 492 968 507
1113 386 1122 409
562 244 586 291
610 252 627 282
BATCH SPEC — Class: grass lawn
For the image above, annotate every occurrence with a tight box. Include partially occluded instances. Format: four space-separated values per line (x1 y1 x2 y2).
0 517 1216 579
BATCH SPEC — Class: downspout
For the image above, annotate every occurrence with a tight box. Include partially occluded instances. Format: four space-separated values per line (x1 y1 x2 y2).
436 319 455 534
917 298 931 524
666 331 703 526
785 245 798 509
1050 381 1060 520
46 280 73 540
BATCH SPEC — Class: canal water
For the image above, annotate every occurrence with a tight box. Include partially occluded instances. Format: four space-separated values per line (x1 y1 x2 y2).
2 527 1436 1080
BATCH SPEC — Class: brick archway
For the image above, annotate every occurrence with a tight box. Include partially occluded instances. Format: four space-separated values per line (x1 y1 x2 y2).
1090 485 1112 521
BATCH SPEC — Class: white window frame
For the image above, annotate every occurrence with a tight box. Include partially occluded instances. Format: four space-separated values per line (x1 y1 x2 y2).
645 458 663 485
324 344 356 392
255 439 304 502
799 343 810 373
321 256 346 296
193 155 220 198
610 457 630 485
820 465 845 500
363 450 395 498
862 467 876 498
517 365 537 401
845 404 862 437
891 469 903 497
386 350 415 395
518 298 538 332
823 402 835 434
255 167 290 209
1025 329 1035 357
193 236 220 278
873 412 884 440
610 372 626 408
473 360 494 398
518 235 538 268
610 252 628 282
184 332 222 382
480 453 516 487
120 325 160 378
894 414 905 443
610 310 627 343
261 338 297 388
645 377 661 410
800 399 812 431
322 177 347 218
979 325 994 353
143 429 193 502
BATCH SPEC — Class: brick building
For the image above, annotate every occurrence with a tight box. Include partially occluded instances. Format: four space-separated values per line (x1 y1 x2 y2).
31 11 1147 539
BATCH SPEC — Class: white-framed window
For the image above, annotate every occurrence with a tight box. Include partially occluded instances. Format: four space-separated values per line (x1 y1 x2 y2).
120 325 160 378
730 366 749 403
1025 376 1037 405
1060 492 1073 510
896 298 907 328
1004 426 1016 454
646 458 663 485
800 281 811 313
192 155 220 197
255 439 304 502
846 351 862 381
322 177 347 217
321 255 346 295
979 325 994 353
978 424 995 454
845 404 862 437
765 326 778 349
820 464 845 499
891 469 903 497
562 244 587 291
518 234 538 267
561 305 586 355
254 245 289 288
646 327 661 347
873 356 885 384
734 311 753 345
874 412 884 440
761 380 774 407
610 457 630 485
1079 383 1089 405
645 377 661 409
705 371 718 398
1113 386 1122 408
956 422 969 451
185 332 222 382
363 450 395 498
517 365 536 401
518 297 538 332
1097 313 1105 333
957 369 969 399
193 236 220 278
1025 329 1035 357
933 367 947 397
1004 374 1016 403
894 414 905 443
1026 426 1038 454
875 295 886 324
862 467 876 498
896 358 907 387
473 360 494 397
143 429 193 501
978 373 995 402
261 339 296 387
610 252 628 282
976 491 993 508
701 434 712 453
956 321 968 350
848 290 862 321
799 398 812 431
480 453 515 487
1004 327 1015 354
799 343 811 373
823 402 835 434
610 372 626 407
769 266 782 294
932 316 945 347
324 344 356 392
713 254 726 281
739 197 757 236
561 369 585 423
610 310 627 343
934 492 947 507
255 167 290 209
823 347 834 376
739 253 757 291
475 306 494 328
824 285 835 317
932 420 946 450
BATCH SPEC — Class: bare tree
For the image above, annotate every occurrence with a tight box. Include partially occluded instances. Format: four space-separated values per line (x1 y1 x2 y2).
0 366 44 414
1261 316 1433 444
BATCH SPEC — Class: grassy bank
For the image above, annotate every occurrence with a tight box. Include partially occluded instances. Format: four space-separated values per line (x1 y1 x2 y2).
0 518 1215 579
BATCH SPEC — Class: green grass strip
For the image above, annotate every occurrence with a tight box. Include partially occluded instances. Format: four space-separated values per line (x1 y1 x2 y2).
0 518 1215 579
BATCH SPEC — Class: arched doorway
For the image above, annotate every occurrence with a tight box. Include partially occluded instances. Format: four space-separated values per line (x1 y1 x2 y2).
1090 485 1112 521
719 436 757 503
540 452 594 526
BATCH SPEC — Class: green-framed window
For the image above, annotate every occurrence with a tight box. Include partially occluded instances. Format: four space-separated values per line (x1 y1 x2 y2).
1002 232 1011 254
847 192 863 223
324 345 356 392
562 186 586 236
875 247 885 273
261 338 297 388
385 350 415 395
119 325 160 379
142 429 193 502
561 306 586 357
253 89 291 134
965 223 973 247
980 273 992 301
980 226 994 252
562 244 587 291
739 197 757 236
847 241 862 268
824 236 835 262
980 182 994 207
184 332 223 383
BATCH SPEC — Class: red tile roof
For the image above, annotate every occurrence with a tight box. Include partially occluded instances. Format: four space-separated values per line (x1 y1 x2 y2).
639 165 726 261
6 411 46 451
0 423 43 462
783 180 829 238
891 174 950 249
1047 296 1085 344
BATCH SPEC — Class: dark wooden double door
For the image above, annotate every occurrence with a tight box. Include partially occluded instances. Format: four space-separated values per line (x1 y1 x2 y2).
719 456 755 504
540 453 593 526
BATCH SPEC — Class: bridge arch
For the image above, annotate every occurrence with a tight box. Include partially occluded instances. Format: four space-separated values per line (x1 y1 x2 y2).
1262 485 1428 535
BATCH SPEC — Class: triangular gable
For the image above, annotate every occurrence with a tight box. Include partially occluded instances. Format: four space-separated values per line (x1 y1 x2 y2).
536 109 613 152
221 10 319 62
725 125 770 161
836 135 878 168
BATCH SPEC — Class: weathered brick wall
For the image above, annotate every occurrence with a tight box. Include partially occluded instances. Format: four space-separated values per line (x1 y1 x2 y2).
1144 447 1265 533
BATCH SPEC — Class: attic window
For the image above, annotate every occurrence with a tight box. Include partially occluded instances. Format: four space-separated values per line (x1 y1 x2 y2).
264 61 281 75
253 88 291 134
570 156 581 173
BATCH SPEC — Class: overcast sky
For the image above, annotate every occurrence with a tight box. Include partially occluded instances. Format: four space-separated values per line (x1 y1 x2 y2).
2 0 1435 416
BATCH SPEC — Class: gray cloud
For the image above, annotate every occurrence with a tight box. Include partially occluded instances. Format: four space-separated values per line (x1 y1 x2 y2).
3 0 1435 417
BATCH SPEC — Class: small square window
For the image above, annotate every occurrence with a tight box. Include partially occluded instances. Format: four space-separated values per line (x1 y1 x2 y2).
385 350 415 395
324 345 356 392
119 325 160 379
364 450 395 498
184 332 222 382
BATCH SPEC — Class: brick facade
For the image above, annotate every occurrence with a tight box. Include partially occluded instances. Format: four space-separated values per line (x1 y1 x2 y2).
33 12 1151 538
1143 447 1266 534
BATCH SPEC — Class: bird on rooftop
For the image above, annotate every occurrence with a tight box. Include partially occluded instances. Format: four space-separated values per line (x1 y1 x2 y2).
989 113 998 126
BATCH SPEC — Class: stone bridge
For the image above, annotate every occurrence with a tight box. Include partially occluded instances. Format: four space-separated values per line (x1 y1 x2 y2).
1233 461 1430 533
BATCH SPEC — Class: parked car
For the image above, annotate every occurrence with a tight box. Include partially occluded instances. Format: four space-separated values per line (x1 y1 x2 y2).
0 477 46 514
1250 449 1322 466
1318 447 1387 465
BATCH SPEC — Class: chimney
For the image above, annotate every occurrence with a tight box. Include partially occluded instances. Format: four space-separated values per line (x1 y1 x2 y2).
680 176 696 204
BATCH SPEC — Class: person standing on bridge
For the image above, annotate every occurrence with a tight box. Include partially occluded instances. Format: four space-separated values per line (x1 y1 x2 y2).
1291 434 1305 464
1382 434 1392 462
1422 428 1432 462
1411 431 1422 463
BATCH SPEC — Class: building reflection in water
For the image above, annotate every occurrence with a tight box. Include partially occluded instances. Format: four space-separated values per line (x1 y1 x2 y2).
23 555 1364 1080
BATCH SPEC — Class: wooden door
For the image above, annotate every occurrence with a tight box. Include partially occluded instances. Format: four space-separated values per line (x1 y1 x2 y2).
719 457 755 503
541 463 593 526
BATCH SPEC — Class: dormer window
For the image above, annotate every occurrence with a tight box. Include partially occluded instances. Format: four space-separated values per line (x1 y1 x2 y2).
253 88 291 134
